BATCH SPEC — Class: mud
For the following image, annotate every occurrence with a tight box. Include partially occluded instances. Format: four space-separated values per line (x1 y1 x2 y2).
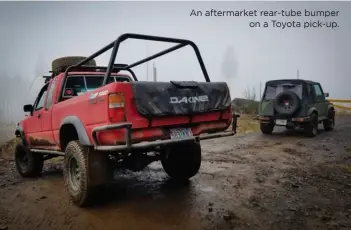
0 116 351 230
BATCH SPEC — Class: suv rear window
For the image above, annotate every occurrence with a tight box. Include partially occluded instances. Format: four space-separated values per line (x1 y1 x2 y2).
63 75 130 97
264 84 303 100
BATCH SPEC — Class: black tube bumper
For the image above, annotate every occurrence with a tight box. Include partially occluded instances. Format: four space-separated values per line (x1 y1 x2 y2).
91 122 236 152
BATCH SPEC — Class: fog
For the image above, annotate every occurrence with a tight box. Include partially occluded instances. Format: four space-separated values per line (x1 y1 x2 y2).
0 1 350 124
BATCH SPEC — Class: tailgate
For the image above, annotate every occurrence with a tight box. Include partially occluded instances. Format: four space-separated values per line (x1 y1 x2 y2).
96 81 233 145
131 81 231 116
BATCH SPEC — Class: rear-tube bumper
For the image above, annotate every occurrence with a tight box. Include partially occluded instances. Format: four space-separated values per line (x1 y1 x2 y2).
91 122 236 152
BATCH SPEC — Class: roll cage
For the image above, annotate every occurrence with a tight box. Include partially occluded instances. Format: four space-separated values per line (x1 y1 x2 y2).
54 33 211 103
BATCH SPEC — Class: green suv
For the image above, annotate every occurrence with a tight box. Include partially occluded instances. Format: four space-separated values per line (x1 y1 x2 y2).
258 79 335 137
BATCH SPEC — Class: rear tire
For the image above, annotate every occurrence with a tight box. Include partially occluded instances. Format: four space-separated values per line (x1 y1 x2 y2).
14 142 43 177
323 110 335 131
161 142 201 181
63 141 112 207
304 113 318 137
260 122 274 134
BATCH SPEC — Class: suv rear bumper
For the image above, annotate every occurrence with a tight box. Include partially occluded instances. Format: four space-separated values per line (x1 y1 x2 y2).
259 116 311 125
91 122 237 152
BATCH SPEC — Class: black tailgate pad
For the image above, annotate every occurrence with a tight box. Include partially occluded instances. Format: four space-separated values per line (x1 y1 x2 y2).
131 81 231 117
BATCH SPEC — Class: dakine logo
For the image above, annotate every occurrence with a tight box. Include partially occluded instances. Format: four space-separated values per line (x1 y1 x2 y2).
170 95 209 104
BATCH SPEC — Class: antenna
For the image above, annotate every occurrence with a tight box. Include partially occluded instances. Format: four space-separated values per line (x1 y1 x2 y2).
153 62 157 82
297 69 300 79
146 42 149 81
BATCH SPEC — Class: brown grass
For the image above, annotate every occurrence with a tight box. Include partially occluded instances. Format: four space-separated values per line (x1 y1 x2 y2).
333 163 351 173
0 138 20 159
335 109 351 117
236 114 260 134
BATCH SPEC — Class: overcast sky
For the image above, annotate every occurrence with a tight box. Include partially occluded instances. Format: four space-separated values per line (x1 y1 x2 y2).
0 1 350 119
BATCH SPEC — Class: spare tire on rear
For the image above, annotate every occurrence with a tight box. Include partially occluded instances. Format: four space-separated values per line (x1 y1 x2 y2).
52 56 96 74
274 91 300 116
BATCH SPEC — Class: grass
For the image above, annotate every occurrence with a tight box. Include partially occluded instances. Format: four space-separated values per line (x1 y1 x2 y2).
334 163 351 173
335 109 351 117
236 114 260 134
0 138 20 159
234 108 351 135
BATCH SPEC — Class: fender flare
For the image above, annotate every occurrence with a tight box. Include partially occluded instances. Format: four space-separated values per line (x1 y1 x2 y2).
15 125 29 147
59 116 92 146
328 104 335 112
308 107 318 116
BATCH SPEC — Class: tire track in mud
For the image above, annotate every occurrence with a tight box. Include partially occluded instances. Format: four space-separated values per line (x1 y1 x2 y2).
197 117 351 230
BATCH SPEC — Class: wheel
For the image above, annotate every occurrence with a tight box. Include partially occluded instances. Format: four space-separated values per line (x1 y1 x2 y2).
52 56 96 75
14 142 44 177
323 110 335 131
260 122 274 134
63 141 112 206
304 113 318 137
161 142 201 181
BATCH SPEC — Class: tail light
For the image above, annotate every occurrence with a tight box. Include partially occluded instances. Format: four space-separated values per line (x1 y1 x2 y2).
108 93 125 122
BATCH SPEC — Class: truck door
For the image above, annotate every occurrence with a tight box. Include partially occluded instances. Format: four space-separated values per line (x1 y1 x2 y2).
24 83 48 147
40 77 58 149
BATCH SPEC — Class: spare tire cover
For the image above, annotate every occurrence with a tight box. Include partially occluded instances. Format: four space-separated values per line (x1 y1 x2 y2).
274 91 300 116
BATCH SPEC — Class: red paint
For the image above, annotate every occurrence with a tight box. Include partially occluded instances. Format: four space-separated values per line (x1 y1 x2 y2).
19 72 232 151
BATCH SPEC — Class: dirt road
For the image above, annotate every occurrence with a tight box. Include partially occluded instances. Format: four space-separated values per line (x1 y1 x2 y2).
1 116 351 230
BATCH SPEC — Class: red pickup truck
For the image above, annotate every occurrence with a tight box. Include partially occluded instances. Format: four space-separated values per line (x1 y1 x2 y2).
14 33 238 206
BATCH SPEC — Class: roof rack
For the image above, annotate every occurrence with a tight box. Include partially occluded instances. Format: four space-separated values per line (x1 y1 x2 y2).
43 75 52 84
44 63 137 84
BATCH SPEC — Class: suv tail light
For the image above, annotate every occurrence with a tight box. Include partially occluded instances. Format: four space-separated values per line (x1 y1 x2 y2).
108 93 125 122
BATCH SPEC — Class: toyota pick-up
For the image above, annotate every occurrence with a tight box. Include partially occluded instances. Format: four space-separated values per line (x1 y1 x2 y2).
14 33 238 207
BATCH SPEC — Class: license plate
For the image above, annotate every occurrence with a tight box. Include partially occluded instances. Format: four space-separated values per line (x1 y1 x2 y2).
169 128 193 139
275 119 287 126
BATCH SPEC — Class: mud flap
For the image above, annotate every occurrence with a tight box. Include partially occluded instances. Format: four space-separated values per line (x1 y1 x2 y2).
232 113 240 134
87 148 113 186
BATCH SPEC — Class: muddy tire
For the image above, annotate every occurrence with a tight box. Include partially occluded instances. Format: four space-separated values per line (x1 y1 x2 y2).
63 141 112 207
161 142 201 181
52 56 96 74
304 113 318 137
323 110 335 131
260 122 274 134
14 142 44 177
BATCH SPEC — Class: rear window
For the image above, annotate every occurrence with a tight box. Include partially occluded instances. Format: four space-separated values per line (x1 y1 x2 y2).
63 75 130 97
263 84 303 100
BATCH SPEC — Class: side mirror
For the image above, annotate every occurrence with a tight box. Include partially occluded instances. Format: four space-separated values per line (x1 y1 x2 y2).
324 92 329 98
23 104 33 113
